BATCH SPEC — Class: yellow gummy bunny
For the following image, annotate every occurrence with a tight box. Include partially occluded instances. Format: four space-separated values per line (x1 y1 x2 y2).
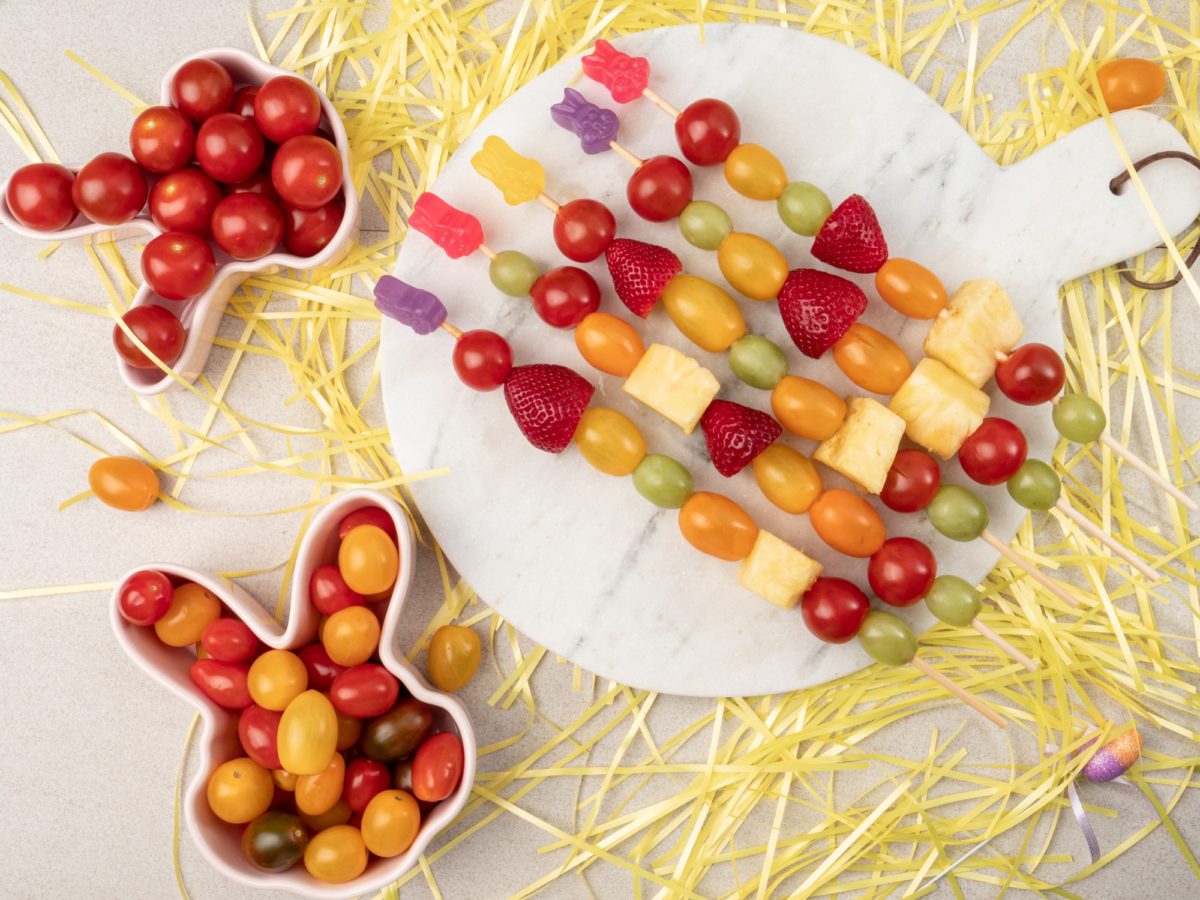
471 135 546 206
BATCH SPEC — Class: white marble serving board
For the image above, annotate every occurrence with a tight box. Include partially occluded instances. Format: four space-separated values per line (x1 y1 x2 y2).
381 24 1200 697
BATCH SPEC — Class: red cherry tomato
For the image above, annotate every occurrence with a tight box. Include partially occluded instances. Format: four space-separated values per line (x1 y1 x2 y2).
674 98 741 166
113 305 185 369
190 659 253 709
626 155 693 222
4 163 77 231
72 153 147 225
530 266 601 329
201 618 260 664
141 232 215 301
995 343 1065 405
129 106 195 173
337 507 397 542
231 85 259 118
283 200 343 257
329 664 400 719
271 135 343 209
254 75 322 144
800 577 870 643
552 199 615 262
238 704 284 769
867 538 937 607
298 643 347 691
880 449 941 513
309 565 364 617
118 570 174 626
195 113 265 184
228 170 280 202
211 193 284 260
411 732 464 803
959 418 1028 485
343 759 392 814
149 168 222 235
452 330 513 391
170 58 234 123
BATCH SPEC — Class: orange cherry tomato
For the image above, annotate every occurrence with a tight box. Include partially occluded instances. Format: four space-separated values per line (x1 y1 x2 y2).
296 752 346 816
272 769 298 791
303 824 368 884
322 606 381 666
771 376 847 441
247 649 309 711
154 582 221 647
1096 58 1166 112
832 324 912 395
88 456 159 511
361 789 421 858
678 492 758 561
338 524 399 595
574 312 645 376
809 489 887 557
751 444 822 514
874 258 946 319
427 625 482 692
298 797 352 833
207 757 274 824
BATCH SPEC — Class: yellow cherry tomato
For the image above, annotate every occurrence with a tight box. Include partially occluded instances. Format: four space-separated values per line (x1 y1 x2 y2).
277 690 338 775
206 757 274 824
723 143 787 200
322 606 381 666
303 824 368 884
296 752 346 816
678 492 758 561
832 323 912 395
751 444 823 514
1096 58 1166 111
195 642 210 660
427 625 482 692
874 258 946 319
809 489 886 557
247 649 308 711
574 312 645 377
771 376 847 441
154 582 221 647
272 769 298 792
361 789 422 858
338 524 399 595
573 407 647 477
335 713 362 751
88 455 159 512
716 232 788 300
299 797 352 833
660 274 746 352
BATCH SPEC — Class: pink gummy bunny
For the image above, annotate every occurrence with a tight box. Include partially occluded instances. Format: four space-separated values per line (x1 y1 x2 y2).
582 40 651 103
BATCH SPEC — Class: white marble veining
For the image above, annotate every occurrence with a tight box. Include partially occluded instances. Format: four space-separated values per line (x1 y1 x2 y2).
380 24 1200 697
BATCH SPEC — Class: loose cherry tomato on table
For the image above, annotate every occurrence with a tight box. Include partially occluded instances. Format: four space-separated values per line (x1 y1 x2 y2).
248 649 309 711
154 582 221 647
4 163 77 231
452 330 513 391
171 58 234 122
303 824 367 884
343 758 393 814
867 537 937 607
89 456 159 512
308 565 364 616
227 170 280 202
239 704 284 770
296 752 346 816
283 200 343 257
129 106 195 173
278 690 338 775
880 449 941 513
530 266 601 329
231 85 259 118
337 506 397 542
322 606 381 666
72 152 147 225
201 617 260 663
330 663 400 718
254 75 322 143
272 135 343 209
427 625 481 692
241 811 309 873
959 417 1028 485
211 193 284 260
361 789 421 858
207 757 273 824
297 642 347 691
1096 58 1166 112
141 231 215 300
627 155 693 221
338 524 399 595
195 113 265 184
112 305 186 369
117 570 173 625
149 168 222 235
191 659 253 709
361 698 434 762
800 577 870 643
412 731 464 802
552 198 616 262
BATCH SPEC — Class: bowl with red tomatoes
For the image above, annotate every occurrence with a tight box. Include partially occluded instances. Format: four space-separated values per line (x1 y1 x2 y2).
110 490 475 897
0 48 358 397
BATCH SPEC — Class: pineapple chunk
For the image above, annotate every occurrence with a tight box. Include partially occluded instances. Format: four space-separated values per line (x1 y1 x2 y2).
622 343 720 434
923 279 1024 386
813 397 906 494
738 530 823 609
889 358 990 459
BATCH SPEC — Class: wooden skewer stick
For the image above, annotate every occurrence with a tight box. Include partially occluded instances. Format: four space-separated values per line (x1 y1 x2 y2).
477 242 497 260
972 619 1039 672
1054 497 1161 581
980 529 1081 609
440 322 464 340
642 87 680 118
1099 433 1198 512
608 140 644 169
911 656 1007 727
536 191 561 213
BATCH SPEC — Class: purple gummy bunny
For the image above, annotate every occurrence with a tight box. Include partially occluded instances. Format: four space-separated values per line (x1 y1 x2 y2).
551 88 619 154
374 276 447 335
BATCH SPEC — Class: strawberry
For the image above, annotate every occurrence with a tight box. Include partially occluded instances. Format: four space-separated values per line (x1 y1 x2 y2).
777 268 868 358
700 400 782 477
503 364 594 453
605 238 682 318
811 194 888 273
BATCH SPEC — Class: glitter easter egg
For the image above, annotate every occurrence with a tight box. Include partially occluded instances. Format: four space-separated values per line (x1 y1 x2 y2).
1081 728 1143 783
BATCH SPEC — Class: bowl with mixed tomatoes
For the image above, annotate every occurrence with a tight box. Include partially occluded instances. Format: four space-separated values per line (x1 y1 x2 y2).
0 48 358 396
110 490 475 896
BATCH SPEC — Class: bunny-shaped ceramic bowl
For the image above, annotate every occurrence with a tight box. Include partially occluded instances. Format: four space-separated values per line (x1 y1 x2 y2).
0 47 359 396
110 490 474 898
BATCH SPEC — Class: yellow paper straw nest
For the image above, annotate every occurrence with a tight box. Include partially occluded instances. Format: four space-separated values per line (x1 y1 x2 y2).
2 1 1200 896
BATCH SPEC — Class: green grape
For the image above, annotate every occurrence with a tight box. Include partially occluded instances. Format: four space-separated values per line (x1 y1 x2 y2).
1052 394 1106 443
1007 459 1061 511
858 610 918 666
925 575 982 627
678 200 732 251
729 335 788 389
776 181 832 236
927 485 989 541
488 250 540 297
633 454 694 509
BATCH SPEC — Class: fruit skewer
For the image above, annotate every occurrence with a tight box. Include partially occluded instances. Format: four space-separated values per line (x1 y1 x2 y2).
374 275 1006 726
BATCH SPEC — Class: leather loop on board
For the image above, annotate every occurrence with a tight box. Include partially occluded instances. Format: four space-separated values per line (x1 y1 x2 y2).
1110 151 1200 290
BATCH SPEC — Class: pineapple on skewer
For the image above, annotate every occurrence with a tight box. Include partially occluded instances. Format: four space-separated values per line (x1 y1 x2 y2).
623 343 720 434
739 530 823 608
814 397 906 493
923 279 1024 387
889 359 991 459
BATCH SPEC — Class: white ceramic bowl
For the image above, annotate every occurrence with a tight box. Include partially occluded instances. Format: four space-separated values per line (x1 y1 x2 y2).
0 47 359 395
110 490 475 898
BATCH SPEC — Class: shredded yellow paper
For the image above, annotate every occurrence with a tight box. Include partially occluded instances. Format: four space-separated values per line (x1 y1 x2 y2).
2 1 1200 896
